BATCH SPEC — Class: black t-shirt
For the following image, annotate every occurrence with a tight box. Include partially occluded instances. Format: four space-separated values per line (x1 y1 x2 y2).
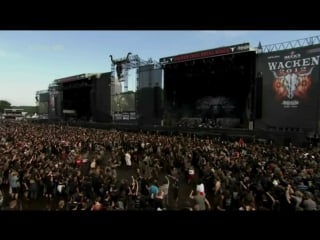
140 178 149 196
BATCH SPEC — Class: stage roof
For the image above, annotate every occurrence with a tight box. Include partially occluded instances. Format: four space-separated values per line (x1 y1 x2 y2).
159 42 252 65
55 73 106 84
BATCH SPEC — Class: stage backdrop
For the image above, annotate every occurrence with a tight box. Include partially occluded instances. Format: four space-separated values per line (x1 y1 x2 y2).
256 44 320 131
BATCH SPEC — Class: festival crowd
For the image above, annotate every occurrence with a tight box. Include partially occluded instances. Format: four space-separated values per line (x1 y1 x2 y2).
0 121 319 211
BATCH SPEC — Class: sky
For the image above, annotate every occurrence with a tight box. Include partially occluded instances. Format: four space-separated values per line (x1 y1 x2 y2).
1 30 320 106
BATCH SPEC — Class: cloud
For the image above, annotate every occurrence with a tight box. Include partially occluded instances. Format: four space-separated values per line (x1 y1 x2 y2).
28 44 64 52
196 31 250 45
52 44 64 51
0 49 6 57
0 49 22 59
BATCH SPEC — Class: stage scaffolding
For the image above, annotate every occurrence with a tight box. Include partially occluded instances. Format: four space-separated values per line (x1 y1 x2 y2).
256 35 320 54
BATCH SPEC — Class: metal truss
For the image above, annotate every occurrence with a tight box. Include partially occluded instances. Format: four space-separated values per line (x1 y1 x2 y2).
257 35 320 54
109 53 160 116
110 53 159 92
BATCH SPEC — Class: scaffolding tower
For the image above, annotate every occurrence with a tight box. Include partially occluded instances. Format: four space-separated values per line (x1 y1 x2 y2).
256 35 320 54
109 53 161 118
110 53 159 92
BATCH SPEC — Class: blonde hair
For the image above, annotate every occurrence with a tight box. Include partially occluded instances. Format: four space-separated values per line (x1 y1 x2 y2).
295 191 303 198
58 200 65 208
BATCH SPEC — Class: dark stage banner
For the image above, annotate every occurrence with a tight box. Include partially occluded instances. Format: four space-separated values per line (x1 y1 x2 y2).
256 44 320 129
159 43 250 64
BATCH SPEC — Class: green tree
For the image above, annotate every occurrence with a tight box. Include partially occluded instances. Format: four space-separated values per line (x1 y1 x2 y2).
0 100 11 113
12 106 37 115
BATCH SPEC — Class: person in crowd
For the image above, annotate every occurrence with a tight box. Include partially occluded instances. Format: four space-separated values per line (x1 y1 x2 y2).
189 189 211 210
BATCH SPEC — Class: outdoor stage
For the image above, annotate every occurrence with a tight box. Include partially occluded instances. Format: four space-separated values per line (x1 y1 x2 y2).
43 40 320 147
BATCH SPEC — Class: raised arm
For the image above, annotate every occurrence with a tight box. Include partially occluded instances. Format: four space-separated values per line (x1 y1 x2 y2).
135 179 139 195
204 197 212 210
165 175 170 186
167 175 177 181
285 184 294 204
189 190 194 199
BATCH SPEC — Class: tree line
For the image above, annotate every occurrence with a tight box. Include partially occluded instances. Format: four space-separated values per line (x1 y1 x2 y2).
0 100 37 114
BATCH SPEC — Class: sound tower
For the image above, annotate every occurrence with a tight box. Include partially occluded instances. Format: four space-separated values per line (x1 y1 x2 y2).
137 65 163 126
94 73 112 122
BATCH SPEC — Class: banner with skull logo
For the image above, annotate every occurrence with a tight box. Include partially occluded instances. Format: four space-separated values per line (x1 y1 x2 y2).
256 45 320 129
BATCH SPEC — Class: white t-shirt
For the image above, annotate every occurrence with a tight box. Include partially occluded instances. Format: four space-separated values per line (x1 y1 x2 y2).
125 153 132 166
90 160 96 169
196 183 205 194
188 168 195 175
57 184 65 193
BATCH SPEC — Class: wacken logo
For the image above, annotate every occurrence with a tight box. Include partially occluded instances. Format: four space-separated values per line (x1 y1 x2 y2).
272 67 313 100
268 50 319 108
284 51 301 60
109 52 132 80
